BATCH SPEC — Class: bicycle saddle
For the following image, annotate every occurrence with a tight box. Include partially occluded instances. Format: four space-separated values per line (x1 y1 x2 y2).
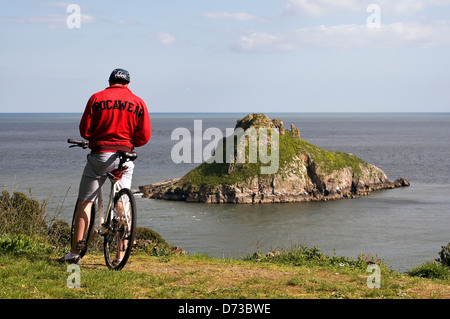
119 151 138 162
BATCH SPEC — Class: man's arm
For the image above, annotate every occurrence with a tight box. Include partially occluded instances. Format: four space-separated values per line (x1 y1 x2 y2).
79 96 95 140
133 101 151 147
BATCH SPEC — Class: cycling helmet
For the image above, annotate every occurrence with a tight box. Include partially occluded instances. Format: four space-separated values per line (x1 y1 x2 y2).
109 68 130 83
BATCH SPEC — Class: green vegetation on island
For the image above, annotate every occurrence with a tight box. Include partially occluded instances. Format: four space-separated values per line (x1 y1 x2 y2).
183 125 371 188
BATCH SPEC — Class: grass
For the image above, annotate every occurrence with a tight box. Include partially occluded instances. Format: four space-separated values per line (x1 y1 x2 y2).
1 189 449 300
0 234 449 299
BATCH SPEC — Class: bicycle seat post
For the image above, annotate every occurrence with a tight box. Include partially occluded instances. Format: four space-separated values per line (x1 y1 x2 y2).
118 151 138 169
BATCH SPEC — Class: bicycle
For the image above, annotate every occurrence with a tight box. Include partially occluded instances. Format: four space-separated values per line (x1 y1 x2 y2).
68 139 138 270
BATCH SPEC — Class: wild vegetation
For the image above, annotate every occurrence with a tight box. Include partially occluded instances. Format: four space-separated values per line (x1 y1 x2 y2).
0 189 449 299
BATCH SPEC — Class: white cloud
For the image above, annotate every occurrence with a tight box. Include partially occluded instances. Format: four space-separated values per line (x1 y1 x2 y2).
203 11 260 21
0 2 96 28
233 32 296 52
283 0 450 17
157 32 176 46
378 0 450 15
283 0 363 17
44 2 73 8
0 14 95 28
231 21 450 52
226 0 450 52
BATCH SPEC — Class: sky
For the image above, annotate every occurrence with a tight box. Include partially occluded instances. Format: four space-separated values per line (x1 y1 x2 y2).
1 0 450 113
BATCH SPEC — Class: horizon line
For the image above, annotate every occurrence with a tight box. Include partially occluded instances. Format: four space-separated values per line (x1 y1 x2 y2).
1 111 450 115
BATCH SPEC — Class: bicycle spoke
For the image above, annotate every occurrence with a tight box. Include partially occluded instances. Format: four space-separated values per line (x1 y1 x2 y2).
103 188 136 270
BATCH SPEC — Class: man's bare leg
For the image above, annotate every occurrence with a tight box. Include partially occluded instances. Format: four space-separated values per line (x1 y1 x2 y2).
115 201 126 261
71 199 93 255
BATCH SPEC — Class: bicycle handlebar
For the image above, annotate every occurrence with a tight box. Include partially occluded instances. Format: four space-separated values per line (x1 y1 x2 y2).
68 139 89 149
67 139 137 162
68 138 138 178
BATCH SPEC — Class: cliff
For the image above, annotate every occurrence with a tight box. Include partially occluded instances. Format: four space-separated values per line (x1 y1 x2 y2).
139 113 409 204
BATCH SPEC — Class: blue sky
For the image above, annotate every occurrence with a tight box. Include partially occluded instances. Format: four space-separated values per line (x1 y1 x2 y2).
1 0 450 113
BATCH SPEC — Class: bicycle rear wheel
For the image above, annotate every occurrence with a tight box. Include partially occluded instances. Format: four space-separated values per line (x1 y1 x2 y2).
70 200 96 259
103 188 137 270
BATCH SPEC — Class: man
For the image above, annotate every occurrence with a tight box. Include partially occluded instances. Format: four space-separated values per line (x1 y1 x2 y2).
58 68 151 264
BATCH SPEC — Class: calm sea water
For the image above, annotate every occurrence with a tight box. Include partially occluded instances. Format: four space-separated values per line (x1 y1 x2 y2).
1 112 449 272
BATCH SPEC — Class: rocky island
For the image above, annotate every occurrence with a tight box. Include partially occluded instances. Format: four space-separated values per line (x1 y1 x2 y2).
139 113 409 204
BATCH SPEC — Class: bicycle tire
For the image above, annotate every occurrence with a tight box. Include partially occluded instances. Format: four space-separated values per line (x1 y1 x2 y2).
103 188 137 270
70 200 96 259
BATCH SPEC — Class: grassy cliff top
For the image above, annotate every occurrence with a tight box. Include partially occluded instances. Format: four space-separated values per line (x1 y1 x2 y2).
1 234 449 299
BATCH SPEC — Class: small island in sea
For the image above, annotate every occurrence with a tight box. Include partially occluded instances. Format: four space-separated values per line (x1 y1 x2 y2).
139 113 409 204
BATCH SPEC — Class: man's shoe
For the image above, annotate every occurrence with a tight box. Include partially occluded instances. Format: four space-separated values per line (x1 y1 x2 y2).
54 254 81 265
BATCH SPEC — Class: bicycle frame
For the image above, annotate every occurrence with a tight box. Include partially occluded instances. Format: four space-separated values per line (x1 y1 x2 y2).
96 176 121 236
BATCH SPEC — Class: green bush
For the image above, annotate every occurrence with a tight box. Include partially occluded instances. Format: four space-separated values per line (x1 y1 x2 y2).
0 189 187 258
47 220 71 249
133 227 186 256
407 242 450 280
407 261 450 280
437 243 450 267
243 244 389 273
0 190 48 237
136 226 167 245
0 189 73 253
0 234 52 256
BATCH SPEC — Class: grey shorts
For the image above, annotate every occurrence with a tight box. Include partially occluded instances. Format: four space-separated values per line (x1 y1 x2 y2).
78 152 134 202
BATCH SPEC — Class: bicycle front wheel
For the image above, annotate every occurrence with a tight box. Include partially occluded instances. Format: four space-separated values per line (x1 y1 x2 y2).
103 188 137 270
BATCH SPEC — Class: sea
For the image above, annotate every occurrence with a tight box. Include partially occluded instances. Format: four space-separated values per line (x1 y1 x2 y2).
1 112 449 273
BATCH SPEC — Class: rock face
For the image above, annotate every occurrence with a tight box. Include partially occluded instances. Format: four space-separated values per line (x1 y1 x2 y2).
139 113 410 204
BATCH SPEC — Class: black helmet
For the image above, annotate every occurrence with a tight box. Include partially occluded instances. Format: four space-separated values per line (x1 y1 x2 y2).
109 68 130 83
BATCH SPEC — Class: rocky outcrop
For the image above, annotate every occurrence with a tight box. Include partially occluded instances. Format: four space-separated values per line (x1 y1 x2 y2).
139 114 409 204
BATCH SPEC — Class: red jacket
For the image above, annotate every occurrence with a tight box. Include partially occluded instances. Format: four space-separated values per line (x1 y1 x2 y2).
80 85 151 153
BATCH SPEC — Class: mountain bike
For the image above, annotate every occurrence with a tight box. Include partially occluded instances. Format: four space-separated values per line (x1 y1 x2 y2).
68 139 137 270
